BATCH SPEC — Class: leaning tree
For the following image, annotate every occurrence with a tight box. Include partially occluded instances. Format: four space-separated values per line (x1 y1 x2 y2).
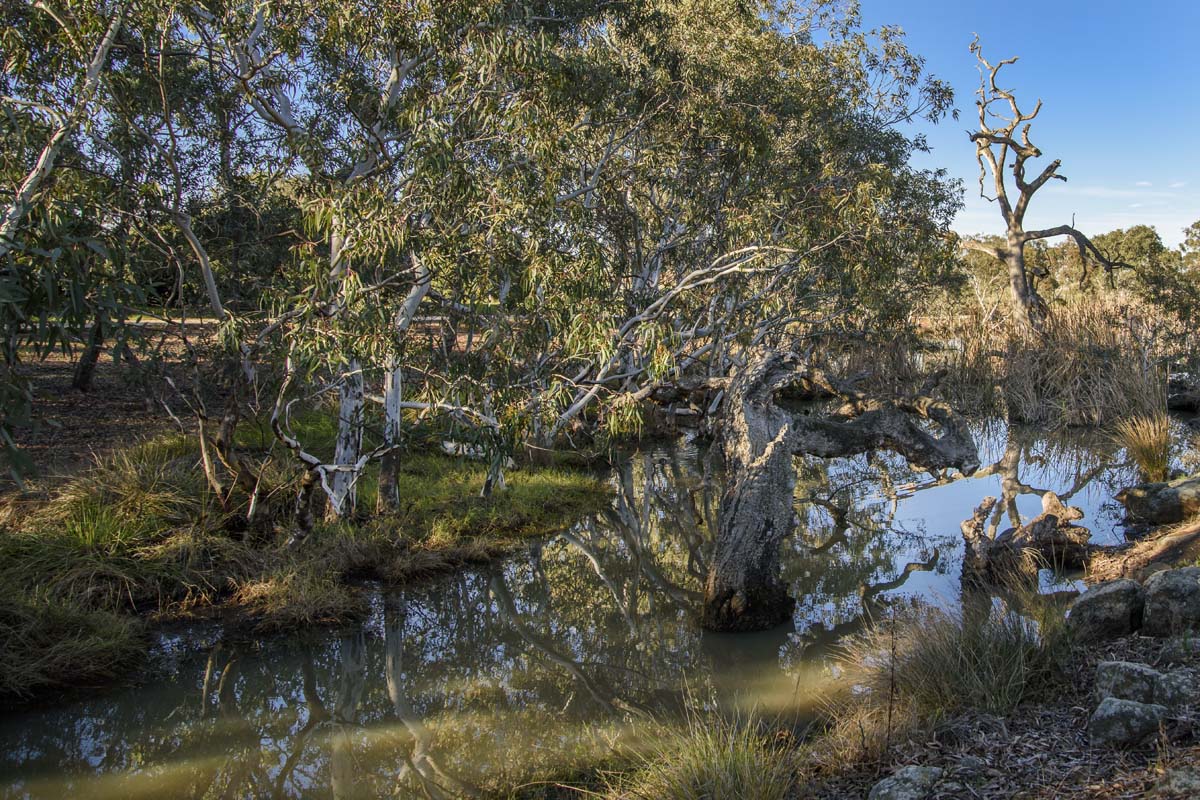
962 37 1132 331
700 351 979 631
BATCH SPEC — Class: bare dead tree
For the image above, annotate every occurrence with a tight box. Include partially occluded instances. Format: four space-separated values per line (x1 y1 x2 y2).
962 36 1133 330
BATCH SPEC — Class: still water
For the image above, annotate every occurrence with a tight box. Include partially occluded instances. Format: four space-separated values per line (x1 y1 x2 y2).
0 421 1152 798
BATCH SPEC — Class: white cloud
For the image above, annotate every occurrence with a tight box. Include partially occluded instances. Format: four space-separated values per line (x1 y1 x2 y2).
1129 203 1145 208
1044 184 1177 200
1136 180 1153 187
1170 181 1188 189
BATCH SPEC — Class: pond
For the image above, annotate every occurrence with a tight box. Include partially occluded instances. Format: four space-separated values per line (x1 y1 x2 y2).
0 420 1158 798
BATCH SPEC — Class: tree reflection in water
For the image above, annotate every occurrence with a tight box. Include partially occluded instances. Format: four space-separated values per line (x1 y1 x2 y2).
0 424 1129 798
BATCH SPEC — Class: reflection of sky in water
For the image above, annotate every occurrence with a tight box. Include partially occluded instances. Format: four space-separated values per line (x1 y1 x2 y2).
0 420 1157 798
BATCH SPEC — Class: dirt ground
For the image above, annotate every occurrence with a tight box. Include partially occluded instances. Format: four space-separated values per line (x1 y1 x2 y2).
5 320 214 493
805 634 1200 799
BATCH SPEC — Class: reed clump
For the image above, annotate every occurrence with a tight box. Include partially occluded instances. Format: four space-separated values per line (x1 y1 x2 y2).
808 595 1073 770
1002 303 1165 427
1112 413 1172 482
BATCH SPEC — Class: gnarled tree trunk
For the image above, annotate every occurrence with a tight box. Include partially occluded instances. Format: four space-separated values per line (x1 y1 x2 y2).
700 350 980 632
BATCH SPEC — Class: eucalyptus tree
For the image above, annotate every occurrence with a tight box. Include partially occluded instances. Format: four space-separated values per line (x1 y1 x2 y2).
0 0 135 470
190 0 602 521
527 0 960 441
0 1 127 258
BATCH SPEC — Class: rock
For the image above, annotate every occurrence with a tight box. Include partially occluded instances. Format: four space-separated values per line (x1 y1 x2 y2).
867 765 944 800
1118 475 1200 526
1154 668 1199 708
950 754 987 778
1142 568 1200 637
1167 374 1200 413
1095 661 1162 704
1095 661 1200 710
1160 636 1200 665
1088 697 1168 747
1150 767 1200 797
1066 579 1145 639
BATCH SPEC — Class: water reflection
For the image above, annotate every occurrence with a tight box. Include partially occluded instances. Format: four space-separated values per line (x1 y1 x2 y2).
0 422 1142 798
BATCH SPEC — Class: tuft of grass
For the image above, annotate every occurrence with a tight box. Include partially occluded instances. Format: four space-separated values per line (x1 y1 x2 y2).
810 595 1074 769
843 600 1071 720
603 714 794 800
0 592 144 699
1113 413 1172 482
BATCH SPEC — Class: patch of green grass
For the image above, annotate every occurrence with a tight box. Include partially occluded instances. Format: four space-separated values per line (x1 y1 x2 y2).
392 455 611 540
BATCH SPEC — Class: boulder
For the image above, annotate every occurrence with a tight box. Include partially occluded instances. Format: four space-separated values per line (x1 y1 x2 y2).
867 765 944 800
1095 661 1200 709
1154 668 1199 709
1160 636 1200 665
1150 767 1200 797
1066 579 1145 639
1142 568 1200 637
1118 476 1200 526
1095 661 1162 704
1088 697 1168 747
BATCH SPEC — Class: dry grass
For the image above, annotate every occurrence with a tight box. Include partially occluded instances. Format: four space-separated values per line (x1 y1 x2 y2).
1002 303 1166 428
1113 413 1172 482
914 296 1170 427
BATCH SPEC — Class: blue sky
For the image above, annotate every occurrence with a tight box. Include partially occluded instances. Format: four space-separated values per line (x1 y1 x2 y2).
858 0 1200 246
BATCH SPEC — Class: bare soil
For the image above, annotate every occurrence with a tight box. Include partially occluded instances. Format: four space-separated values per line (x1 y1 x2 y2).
4 320 214 493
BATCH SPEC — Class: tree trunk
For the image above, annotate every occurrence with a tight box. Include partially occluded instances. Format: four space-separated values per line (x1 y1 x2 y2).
701 350 980 632
1004 232 1044 332
72 313 104 392
377 357 403 513
326 359 364 520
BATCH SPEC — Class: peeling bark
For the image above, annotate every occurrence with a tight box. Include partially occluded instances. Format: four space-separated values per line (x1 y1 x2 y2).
326 359 365 520
700 350 979 632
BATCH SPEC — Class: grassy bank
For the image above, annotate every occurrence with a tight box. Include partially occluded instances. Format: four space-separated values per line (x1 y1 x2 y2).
0 430 612 700
525 592 1089 796
525 588 1199 800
